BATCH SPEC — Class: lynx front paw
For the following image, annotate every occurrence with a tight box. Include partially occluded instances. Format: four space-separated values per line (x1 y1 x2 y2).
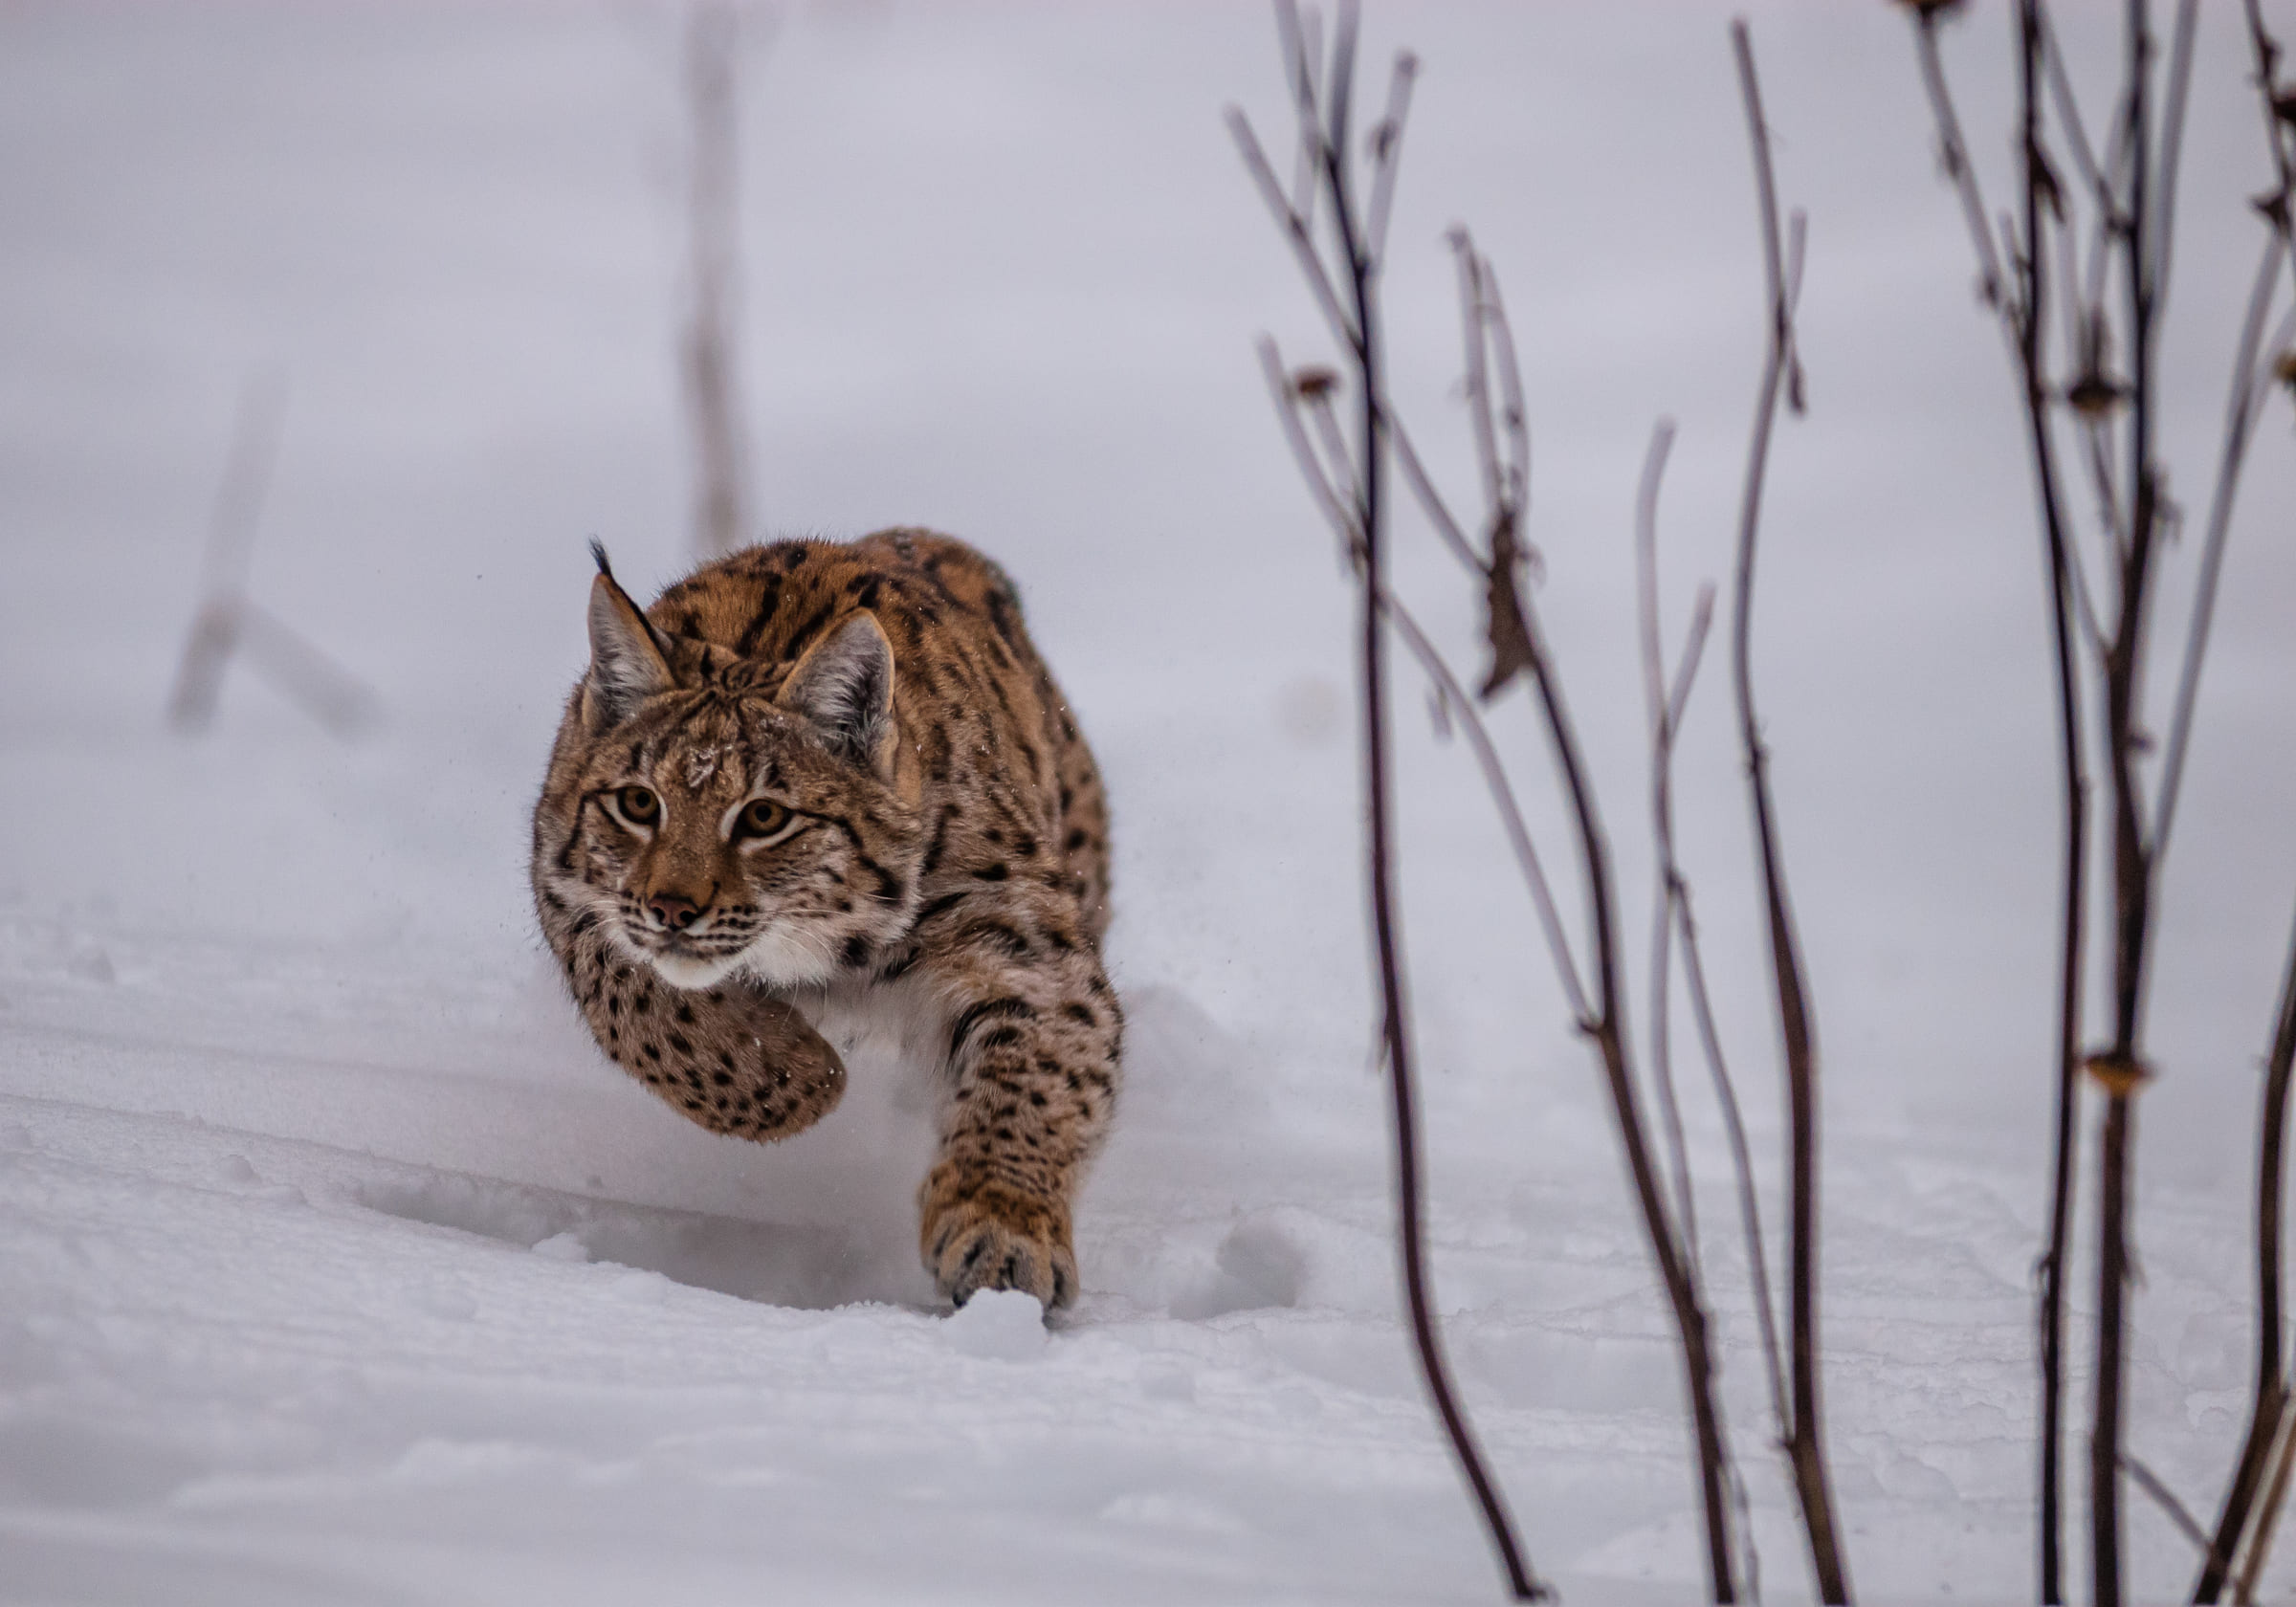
920 1171 1076 1310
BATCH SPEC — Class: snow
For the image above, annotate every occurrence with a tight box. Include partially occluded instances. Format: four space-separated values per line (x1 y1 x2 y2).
3 2 2295 1602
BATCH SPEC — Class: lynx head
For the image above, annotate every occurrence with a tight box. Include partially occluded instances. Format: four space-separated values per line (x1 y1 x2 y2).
535 545 925 991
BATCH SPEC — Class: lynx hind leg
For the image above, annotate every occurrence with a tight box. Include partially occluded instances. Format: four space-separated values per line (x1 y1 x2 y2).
554 923 845 1140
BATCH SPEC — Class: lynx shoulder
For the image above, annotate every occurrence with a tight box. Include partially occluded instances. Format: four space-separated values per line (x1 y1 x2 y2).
530 530 1117 1309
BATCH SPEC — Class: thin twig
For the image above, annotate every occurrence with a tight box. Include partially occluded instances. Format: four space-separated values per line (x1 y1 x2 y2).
2242 0 2296 305
1388 409 1489 573
1255 341 1360 544
1509 476 1742 1606
1916 16 2009 319
2040 6 2108 218
1636 413 1794 1467
2086 0 2167 1589
1453 239 1506 521
2151 234 2288 861
2030 2 2094 1590
1362 53 1418 272
1436 215 1741 1598
1228 108 1361 358
2234 1389 2296 1603
1638 420 1705 1267
1274 0 1319 225
1237 13 1543 1594
1732 21 1851 1603
1480 262 1536 526
2200 895 2296 1601
2123 1451 2224 1565
2149 0 2200 308
1255 341 1589 1025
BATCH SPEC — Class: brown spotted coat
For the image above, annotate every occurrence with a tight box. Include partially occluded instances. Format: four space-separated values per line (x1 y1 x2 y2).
530 530 1116 1308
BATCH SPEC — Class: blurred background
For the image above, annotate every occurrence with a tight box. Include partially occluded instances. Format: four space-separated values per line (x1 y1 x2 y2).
4 0 2290 1160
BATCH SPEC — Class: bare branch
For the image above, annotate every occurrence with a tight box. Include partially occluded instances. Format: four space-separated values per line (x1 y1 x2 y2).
1273 0 1319 224
1226 108 1361 356
1915 12 2013 324
2150 0 2200 306
2233 1404 2296 1602
1240 15 1542 1595
1363 53 1418 271
1480 262 1535 517
1385 592 1591 1030
2041 5 2109 216
2123 1451 2224 1564
1255 339 1362 559
1637 420 1703 1266
1733 20 1851 1602
2200 892 2296 1600
1913 8 2099 1596
1303 387 1368 525
2244 0 2296 305
1387 409 1487 573
1322 0 1359 201
2152 234 2288 860
1450 233 1505 519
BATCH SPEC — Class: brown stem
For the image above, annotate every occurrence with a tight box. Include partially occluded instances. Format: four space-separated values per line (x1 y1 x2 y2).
1254 338 1590 1030
1639 421 1711 1264
2095 1083 2136 1607
2241 0 2296 304
2152 233 2288 864
1237 10 1543 1596
2232 1401 2296 1603
2198 903 2296 1600
2021 8 2093 1599
2151 0 2200 307
1639 417 1792 1459
1730 23 1850 1603
2126 1451 2224 1563
2088 5 2161 1598
1335 40 1539 1606
1445 225 1737 1601
1915 11 2106 1596
1515 568 1739 1604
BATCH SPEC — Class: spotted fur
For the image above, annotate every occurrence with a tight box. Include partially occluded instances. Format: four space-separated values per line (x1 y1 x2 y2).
530 529 1117 1309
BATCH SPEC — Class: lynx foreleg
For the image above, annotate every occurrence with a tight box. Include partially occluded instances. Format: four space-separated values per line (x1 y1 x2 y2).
550 914 845 1140
916 888 1120 1309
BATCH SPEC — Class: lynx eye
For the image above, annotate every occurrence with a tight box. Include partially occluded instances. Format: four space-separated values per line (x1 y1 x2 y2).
615 784 660 826
735 798 793 841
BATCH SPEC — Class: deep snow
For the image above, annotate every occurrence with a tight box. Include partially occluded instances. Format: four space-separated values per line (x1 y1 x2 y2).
4 3 2296 1602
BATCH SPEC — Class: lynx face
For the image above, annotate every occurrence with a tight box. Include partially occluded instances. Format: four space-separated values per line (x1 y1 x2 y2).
534 560 926 994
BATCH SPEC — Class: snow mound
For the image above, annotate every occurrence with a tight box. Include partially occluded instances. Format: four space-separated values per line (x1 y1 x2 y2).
943 1288 1049 1361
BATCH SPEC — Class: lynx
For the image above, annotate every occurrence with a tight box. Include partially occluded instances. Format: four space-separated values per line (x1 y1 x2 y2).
530 530 1118 1309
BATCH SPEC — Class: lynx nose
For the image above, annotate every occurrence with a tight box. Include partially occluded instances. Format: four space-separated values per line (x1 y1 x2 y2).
647 891 705 932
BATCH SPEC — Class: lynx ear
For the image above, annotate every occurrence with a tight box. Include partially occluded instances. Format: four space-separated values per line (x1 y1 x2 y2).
779 612 894 770
583 540 677 731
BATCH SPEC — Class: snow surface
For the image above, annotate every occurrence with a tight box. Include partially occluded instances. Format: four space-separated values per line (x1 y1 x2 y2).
3 3 2296 1602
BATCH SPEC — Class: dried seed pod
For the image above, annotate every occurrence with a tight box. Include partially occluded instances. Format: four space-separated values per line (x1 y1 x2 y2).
2083 1052 2152 1098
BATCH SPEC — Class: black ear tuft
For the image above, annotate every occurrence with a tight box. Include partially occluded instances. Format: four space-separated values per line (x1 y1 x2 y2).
778 613 895 770
584 553 677 730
